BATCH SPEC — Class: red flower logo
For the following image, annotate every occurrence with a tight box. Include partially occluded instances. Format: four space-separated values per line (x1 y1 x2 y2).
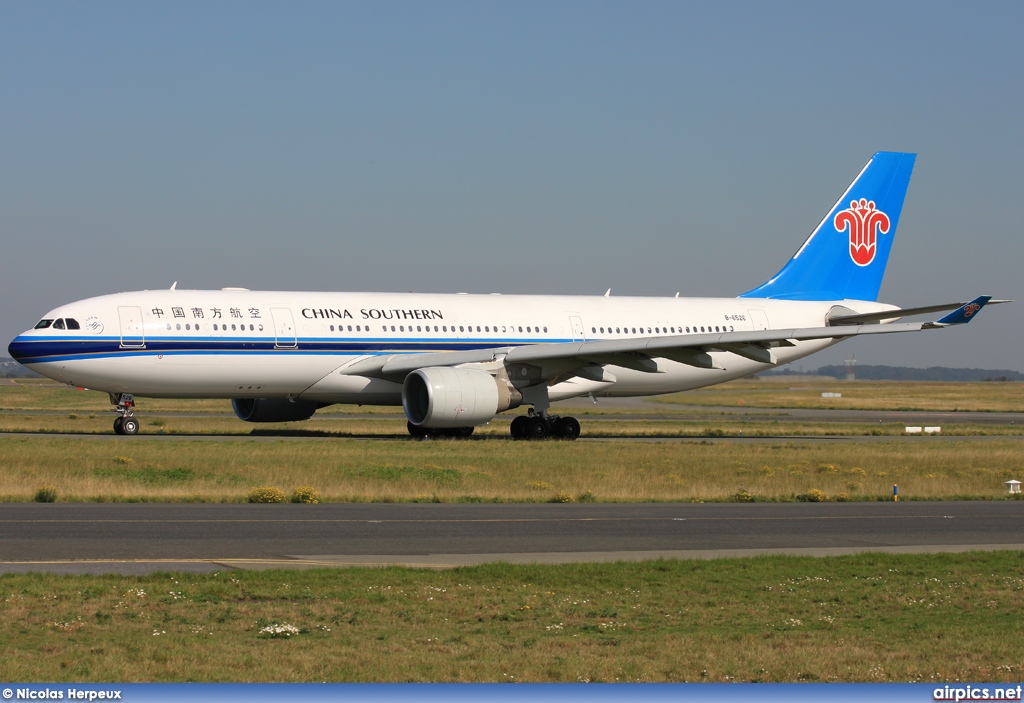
835 198 891 266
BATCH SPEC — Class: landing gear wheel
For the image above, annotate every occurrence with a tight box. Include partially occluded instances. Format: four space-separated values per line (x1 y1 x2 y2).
455 426 474 438
526 416 549 440
113 417 125 435
407 421 430 438
554 416 581 441
121 417 140 435
510 415 529 440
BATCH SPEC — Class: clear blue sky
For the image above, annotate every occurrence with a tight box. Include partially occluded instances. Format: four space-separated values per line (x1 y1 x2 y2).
2 1 1021 370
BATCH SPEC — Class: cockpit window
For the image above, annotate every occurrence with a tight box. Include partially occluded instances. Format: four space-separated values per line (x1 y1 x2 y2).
34 319 54 329
52 319 66 330
65 318 80 330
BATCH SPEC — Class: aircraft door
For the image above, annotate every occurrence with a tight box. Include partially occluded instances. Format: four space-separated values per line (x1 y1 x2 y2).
569 315 585 341
118 306 145 348
271 308 297 349
747 309 770 331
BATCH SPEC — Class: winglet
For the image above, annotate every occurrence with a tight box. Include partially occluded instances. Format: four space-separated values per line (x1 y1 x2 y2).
930 296 993 326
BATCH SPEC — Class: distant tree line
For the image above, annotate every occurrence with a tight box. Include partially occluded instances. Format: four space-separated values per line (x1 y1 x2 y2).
764 365 1024 382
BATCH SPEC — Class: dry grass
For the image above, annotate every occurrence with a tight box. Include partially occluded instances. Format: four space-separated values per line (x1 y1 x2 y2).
1 435 1021 503
663 379 1024 412
2 551 1024 682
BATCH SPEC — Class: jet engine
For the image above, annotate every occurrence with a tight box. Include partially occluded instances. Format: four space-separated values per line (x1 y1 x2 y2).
231 398 322 423
403 367 521 428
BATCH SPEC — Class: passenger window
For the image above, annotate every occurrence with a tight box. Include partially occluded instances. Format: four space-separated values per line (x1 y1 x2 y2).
330 325 335 332
543 327 548 333
34 319 53 329
391 326 396 332
167 324 172 330
52 319 66 330
518 327 523 333
186 324 191 331
176 324 181 331
65 318 80 330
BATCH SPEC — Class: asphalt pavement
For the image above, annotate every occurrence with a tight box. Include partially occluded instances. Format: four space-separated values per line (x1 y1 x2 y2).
2 501 1023 574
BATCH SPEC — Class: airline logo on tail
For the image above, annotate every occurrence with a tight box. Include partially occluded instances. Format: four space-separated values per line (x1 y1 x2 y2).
835 198 891 266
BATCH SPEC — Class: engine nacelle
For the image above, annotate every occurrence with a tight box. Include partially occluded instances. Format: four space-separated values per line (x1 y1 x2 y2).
231 398 322 423
403 367 521 428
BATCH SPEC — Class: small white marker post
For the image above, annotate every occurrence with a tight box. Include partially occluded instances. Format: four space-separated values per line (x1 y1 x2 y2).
1006 480 1021 495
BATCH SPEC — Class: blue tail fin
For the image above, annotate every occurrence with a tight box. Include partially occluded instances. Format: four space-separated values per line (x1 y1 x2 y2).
740 151 916 302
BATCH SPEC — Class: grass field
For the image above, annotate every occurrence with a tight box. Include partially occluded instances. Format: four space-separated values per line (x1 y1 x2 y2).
2 551 1023 682
1 379 1022 503
1 435 1021 503
655 378 1024 412
3 381 1024 684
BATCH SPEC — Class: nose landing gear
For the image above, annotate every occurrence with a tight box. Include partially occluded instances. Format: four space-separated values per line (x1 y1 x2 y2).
110 393 139 435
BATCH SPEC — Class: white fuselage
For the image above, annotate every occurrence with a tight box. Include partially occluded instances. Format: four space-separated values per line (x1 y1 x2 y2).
11 289 893 406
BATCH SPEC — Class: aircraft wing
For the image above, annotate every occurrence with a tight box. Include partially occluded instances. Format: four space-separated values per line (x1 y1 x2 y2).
828 298 1011 325
340 296 997 381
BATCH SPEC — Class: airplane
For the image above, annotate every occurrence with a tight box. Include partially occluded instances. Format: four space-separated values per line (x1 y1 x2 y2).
7 152 1006 439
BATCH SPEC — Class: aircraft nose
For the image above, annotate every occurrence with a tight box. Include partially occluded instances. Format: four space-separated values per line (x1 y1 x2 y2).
8 335 31 363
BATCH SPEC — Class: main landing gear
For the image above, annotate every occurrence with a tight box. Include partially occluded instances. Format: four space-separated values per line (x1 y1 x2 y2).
406 422 475 439
510 411 580 441
111 393 139 435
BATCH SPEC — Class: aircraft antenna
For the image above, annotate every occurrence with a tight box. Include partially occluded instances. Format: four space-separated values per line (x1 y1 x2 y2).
845 354 857 381
170 282 177 290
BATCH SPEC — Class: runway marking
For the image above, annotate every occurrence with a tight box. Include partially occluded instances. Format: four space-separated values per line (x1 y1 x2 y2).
0 514 984 525
0 559 346 566
6 544 1024 571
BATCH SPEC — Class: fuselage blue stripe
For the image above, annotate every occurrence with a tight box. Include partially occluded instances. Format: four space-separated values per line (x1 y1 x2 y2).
9 335 577 365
